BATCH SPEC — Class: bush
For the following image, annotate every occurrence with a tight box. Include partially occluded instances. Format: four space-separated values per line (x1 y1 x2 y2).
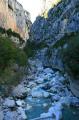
24 40 48 58
24 40 36 57
15 49 27 66
0 35 26 70
0 35 26 95
0 27 6 34
62 33 79 78
0 36 15 69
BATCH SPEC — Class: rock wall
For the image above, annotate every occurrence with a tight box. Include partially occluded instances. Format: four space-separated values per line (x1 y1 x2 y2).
30 0 79 97
31 0 79 44
0 0 31 41
30 0 79 69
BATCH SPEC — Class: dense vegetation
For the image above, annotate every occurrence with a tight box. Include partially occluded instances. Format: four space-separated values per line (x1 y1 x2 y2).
0 35 26 69
0 35 27 94
62 33 79 79
24 40 48 57
52 32 79 79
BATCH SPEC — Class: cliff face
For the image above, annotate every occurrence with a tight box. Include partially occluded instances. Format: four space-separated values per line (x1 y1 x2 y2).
31 0 79 44
30 0 79 97
0 0 31 40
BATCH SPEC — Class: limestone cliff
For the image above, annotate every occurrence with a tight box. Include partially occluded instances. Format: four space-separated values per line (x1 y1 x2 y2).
0 0 31 41
30 0 79 97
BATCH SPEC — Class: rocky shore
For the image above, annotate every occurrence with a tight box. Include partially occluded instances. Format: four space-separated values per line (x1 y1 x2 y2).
0 51 79 120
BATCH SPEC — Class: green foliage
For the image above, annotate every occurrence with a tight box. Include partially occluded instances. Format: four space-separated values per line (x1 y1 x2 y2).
0 35 27 94
0 35 26 70
0 27 6 34
24 40 48 58
15 49 27 66
52 32 77 49
50 32 79 78
62 33 79 78
24 40 36 57
0 36 16 69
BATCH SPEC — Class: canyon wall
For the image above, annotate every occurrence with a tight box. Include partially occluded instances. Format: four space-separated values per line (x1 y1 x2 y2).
0 0 31 41
30 0 79 97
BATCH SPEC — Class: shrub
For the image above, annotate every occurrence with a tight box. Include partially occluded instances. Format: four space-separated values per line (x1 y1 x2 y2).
24 40 48 58
15 49 27 66
0 27 6 34
24 40 36 57
0 36 16 69
62 33 79 78
0 35 26 70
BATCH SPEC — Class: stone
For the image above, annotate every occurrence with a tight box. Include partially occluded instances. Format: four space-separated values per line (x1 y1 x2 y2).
44 68 54 74
16 100 25 107
17 107 27 120
43 103 48 107
27 82 37 88
26 104 32 110
43 91 50 98
31 87 50 98
12 84 27 99
4 111 17 120
35 77 44 84
3 98 15 108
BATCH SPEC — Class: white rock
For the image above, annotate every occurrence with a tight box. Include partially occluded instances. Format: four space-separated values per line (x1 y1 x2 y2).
17 107 27 120
48 102 63 120
43 91 50 98
28 82 36 88
12 84 27 98
44 68 54 74
31 90 43 98
31 87 49 98
35 77 44 84
16 100 25 107
3 98 15 108
26 104 32 110
26 88 31 93
4 111 17 120
43 103 48 107
41 112 52 118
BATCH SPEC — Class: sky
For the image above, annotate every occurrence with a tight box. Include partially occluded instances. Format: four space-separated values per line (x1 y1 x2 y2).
17 0 44 22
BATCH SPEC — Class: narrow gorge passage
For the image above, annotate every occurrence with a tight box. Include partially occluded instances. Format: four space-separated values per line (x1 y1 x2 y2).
24 51 79 120
0 0 79 120
1 49 79 120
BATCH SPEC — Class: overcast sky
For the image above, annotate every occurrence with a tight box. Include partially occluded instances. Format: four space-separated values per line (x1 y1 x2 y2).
17 0 44 22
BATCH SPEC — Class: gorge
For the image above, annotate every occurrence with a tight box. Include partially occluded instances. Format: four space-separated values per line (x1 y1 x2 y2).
0 0 79 120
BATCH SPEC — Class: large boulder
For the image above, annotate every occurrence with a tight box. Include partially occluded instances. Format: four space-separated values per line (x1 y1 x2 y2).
12 84 27 99
3 98 15 108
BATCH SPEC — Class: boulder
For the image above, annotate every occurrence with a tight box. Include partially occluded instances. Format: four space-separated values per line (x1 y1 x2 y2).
16 100 25 107
17 107 27 120
12 84 27 99
31 87 50 98
3 98 15 108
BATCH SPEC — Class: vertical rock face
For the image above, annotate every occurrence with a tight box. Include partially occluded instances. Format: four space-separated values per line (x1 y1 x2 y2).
31 0 79 44
0 0 31 41
30 0 79 97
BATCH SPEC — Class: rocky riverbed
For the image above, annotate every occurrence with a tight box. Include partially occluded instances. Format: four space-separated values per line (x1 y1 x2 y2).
0 56 79 120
